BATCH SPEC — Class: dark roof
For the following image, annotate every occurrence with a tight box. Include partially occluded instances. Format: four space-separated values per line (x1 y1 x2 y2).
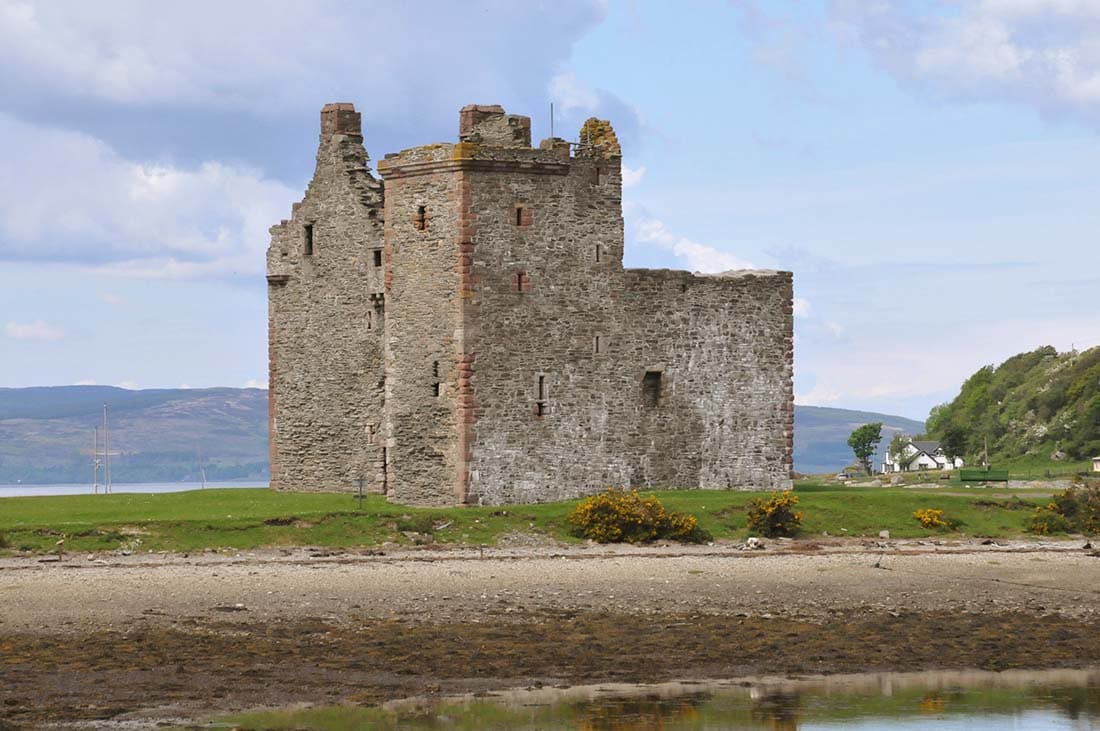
911 440 941 454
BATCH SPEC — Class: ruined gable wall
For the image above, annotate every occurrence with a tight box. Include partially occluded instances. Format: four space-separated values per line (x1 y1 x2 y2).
616 269 794 490
267 104 385 493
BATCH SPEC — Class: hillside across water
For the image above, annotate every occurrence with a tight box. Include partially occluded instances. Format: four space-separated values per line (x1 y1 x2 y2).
0 386 919 483
0 386 268 484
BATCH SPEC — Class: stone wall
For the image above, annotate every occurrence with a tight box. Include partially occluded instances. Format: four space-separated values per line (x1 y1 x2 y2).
268 103 793 504
266 104 386 493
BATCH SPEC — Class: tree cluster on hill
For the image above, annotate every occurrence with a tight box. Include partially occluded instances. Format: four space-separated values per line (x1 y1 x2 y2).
927 345 1100 463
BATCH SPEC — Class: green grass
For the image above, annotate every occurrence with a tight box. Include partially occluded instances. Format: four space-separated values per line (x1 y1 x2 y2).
0 481 1070 555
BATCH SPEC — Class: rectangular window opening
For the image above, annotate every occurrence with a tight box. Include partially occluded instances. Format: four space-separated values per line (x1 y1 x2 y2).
367 310 373 330
537 375 546 401
373 249 382 267
595 244 601 263
515 207 523 226
431 360 440 397
303 223 314 255
642 371 662 408
593 335 601 354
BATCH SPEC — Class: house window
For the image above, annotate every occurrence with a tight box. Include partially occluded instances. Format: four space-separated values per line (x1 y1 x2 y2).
642 371 661 408
373 249 382 267
414 205 427 231
303 223 314 255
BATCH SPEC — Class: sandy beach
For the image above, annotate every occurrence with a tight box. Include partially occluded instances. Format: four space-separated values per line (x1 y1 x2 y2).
2 537 1099 728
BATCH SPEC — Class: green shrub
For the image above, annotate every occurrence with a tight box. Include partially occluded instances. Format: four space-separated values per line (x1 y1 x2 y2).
0 532 9 549
746 490 803 537
568 488 711 544
1029 481 1100 535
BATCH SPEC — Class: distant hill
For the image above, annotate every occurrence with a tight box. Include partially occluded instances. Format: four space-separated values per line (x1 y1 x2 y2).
0 385 922 483
794 405 925 475
0 386 268 484
927 345 1100 463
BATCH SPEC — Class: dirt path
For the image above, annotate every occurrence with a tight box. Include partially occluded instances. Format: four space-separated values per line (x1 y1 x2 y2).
2 538 1099 728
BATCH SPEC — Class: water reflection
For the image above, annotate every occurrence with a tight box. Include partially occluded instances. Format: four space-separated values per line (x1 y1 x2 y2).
221 668 1100 730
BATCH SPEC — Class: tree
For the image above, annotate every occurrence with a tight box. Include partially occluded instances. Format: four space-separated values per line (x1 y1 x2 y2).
939 425 968 464
887 432 917 472
848 422 883 476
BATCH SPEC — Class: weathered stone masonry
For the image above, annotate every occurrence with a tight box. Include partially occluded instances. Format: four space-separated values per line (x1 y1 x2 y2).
267 102 794 506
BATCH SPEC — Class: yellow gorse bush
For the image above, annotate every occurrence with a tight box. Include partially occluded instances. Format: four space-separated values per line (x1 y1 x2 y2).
745 490 803 537
568 488 710 544
912 508 947 529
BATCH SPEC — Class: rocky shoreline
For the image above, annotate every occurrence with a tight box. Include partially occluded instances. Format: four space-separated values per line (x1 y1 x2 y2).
2 538 1099 728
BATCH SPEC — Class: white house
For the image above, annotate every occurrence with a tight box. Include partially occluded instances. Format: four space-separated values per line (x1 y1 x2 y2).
882 438 965 474
1092 456 1100 473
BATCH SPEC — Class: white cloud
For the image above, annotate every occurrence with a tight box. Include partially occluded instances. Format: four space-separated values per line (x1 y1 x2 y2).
634 215 755 273
0 114 296 277
621 164 646 188
795 383 841 406
244 378 268 389
4 320 64 341
116 380 138 390
793 297 811 318
830 0 1100 126
550 72 600 112
0 2 606 117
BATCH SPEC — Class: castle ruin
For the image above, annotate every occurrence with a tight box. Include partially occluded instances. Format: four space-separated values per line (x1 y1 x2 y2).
266 103 794 506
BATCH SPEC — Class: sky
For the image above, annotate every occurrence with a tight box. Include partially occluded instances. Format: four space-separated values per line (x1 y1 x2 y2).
1 0 1098 421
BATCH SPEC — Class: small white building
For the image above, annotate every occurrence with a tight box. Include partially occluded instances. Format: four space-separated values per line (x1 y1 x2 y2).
1092 456 1100 473
882 438 965 474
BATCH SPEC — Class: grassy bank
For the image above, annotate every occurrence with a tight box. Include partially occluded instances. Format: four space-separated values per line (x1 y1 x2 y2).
0 482 1067 555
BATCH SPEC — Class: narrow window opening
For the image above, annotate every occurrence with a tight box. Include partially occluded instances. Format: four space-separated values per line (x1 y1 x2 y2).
373 249 382 267
366 423 376 445
642 371 662 408
431 360 440 397
515 207 523 226
367 310 373 330
535 374 547 417
593 335 602 354
303 223 314 255
414 205 427 230
595 244 601 263
514 271 529 293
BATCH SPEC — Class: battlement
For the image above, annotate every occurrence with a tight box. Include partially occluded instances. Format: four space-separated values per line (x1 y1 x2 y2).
378 105 621 177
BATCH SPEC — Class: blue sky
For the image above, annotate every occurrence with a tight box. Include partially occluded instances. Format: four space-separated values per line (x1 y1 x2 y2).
1 0 1097 421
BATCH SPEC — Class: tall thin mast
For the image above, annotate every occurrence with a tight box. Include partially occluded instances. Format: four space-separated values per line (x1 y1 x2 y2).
103 403 111 494
93 426 100 494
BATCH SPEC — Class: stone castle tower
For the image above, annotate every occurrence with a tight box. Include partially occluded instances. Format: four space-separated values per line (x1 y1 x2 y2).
267 102 794 506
